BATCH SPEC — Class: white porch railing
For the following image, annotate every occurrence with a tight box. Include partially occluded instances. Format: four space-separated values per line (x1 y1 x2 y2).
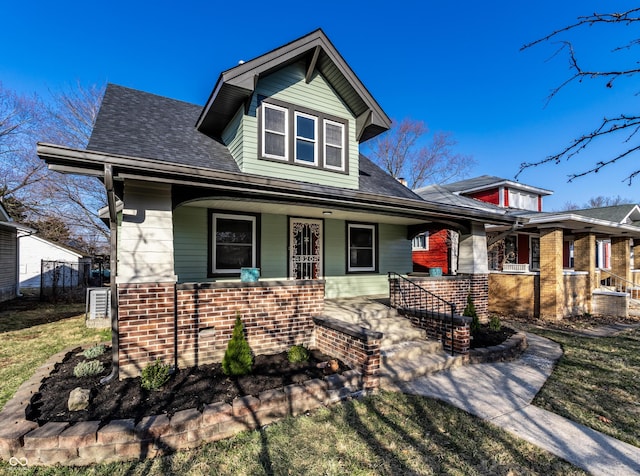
502 263 530 273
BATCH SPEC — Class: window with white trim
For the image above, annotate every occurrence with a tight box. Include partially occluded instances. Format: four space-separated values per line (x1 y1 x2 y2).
324 119 345 171
412 232 429 250
294 112 317 165
211 213 257 274
259 99 348 173
262 103 288 160
348 223 376 272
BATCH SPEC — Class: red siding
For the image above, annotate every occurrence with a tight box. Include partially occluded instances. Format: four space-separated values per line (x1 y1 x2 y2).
412 228 449 274
504 188 509 207
563 241 570 268
467 188 500 205
517 234 530 265
538 195 542 211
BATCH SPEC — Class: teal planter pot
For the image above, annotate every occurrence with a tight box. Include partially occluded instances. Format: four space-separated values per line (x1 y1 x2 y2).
241 267 260 282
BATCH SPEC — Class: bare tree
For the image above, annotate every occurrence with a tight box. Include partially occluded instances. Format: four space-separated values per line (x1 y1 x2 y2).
556 195 634 211
367 118 475 189
517 8 640 184
0 83 49 211
0 82 108 253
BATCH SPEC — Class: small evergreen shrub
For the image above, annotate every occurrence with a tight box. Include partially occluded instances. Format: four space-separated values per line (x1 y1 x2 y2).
288 344 310 363
489 315 502 332
82 344 106 359
73 359 105 378
222 314 254 376
463 293 480 335
141 359 171 391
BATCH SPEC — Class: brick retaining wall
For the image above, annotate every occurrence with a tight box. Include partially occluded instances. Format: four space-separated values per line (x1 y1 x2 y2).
0 346 361 466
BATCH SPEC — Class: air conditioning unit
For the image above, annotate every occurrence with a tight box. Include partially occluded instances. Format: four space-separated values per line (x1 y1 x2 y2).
86 288 111 320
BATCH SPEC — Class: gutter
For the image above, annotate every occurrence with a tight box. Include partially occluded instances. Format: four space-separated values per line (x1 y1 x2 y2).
37 143 518 226
100 164 119 384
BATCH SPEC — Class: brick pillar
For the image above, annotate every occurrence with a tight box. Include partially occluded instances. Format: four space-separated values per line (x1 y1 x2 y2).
540 228 564 320
633 240 640 287
611 237 631 283
574 233 596 313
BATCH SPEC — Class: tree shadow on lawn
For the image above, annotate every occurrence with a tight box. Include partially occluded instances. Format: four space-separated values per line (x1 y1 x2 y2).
0 297 85 333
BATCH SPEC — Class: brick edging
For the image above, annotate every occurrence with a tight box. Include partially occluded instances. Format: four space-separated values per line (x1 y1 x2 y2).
0 345 361 466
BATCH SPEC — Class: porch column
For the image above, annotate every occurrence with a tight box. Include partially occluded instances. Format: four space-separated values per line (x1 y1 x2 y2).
611 237 631 283
540 228 564 320
117 180 177 378
574 233 596 313
457 222 488 274
633 240 640 286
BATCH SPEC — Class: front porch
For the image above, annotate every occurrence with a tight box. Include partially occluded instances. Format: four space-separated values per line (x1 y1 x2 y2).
116 275 486 391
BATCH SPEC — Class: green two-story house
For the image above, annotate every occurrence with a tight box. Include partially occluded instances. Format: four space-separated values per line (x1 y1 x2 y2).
38 30 514 380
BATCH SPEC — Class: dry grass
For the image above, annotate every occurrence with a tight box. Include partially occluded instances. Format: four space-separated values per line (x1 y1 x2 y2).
0 298 109 410
0 299 591 475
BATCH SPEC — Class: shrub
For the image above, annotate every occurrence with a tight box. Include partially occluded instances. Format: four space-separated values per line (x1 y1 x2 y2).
222 314 254 376
82 344 106 359
288 344 310 363
73 359 105 378
141 359 171 391
463 293 480 335
489 315 502 332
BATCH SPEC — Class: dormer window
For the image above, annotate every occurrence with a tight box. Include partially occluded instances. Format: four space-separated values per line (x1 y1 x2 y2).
258 98 348 173
294 112 317 165
262 103 288 160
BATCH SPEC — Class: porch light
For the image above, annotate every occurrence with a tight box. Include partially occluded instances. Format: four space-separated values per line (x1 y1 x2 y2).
323 211 333 216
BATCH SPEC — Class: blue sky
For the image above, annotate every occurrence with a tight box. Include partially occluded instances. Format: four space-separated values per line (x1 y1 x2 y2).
3 0 639 210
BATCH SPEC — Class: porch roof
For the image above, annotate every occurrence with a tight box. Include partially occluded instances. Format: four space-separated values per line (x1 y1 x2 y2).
37 143 518 227
489 209 640 239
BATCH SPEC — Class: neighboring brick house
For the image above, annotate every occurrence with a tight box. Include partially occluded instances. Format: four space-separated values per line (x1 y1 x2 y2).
416 177 640 319
38 30 516 379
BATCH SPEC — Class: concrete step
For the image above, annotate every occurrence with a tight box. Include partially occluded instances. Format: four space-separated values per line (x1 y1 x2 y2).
379 352 467 390
381 339 443 366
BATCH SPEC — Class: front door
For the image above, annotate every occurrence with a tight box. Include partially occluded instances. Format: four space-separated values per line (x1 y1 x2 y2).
289 218 323 279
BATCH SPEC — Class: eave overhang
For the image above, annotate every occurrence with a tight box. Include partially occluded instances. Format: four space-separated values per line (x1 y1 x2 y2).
488 212 640 239
38 143 518 228
195 29 391 143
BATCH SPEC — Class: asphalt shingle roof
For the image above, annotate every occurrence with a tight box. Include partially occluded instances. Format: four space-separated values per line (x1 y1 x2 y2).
87 84 420 201
88 84 240 173
569 205 639 224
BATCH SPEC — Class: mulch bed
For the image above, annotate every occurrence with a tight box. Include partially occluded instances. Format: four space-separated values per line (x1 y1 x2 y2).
28 348 344 425
470 324 516 349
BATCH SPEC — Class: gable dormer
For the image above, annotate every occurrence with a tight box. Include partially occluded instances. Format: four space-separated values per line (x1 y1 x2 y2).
442 175 552 212
196 29 390 189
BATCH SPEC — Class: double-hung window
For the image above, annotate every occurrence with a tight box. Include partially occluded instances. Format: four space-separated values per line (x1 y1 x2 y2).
259 99 347 173
347 223 377 272
412 232 429 250
294 112 317 165
211 213 257 275
262 103 288 160
324 119 345 171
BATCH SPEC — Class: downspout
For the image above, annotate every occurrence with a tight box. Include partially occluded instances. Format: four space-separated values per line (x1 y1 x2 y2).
101 164 119 384
487 219 522 248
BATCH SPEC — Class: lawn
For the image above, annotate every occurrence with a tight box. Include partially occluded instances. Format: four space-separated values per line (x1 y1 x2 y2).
529 326 640 448
0 299 593 475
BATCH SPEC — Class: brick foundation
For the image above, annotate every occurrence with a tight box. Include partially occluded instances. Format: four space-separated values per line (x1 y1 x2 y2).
117 280 325 378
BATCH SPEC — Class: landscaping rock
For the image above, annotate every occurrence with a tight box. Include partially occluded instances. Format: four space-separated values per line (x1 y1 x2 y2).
68 387 90 411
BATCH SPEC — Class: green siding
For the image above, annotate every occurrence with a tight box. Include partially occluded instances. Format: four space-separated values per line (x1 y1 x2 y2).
173 207 412 299
222 107 244 169
259 214 287 279
173 206 209 282
241 62 359 189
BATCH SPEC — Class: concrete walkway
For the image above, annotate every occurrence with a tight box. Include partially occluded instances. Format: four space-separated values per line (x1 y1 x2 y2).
394 332 640 476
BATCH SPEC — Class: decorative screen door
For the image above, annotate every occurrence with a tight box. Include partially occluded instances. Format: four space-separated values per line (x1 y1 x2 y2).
289 218 323 279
